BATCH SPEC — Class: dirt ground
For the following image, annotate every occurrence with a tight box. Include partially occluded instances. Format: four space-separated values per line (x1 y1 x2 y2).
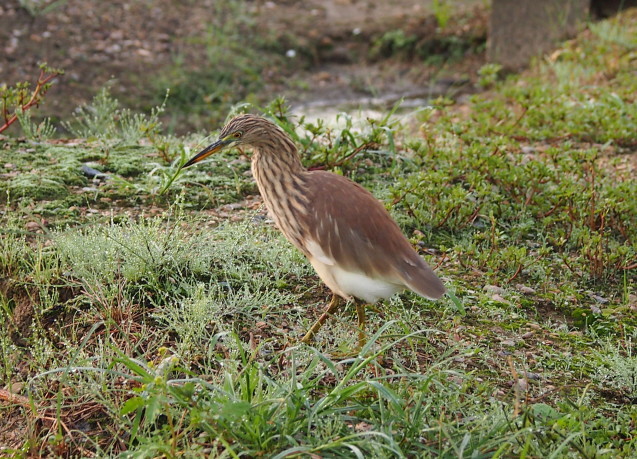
0 0 486 129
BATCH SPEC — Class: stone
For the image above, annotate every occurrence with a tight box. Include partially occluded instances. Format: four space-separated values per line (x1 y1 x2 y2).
484 285 506 295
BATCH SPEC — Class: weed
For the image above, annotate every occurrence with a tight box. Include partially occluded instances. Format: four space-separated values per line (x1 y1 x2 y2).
16 107 57 141
594 331 637 399
63 86 166 145
371 30 418 58
16 0 68 17
0 63 63 135
477 62 503 89
432 0 452 29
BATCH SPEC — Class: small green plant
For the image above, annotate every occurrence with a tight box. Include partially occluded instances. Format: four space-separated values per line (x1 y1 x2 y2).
63 86 167 143
589 13 637 48
15 107 56 141
117 348 185 447
0 63 63 135
17 0 68 17
432 0 452 29
477 62 503 89
594 332 637 399
262 97 400 173
371 30 417 58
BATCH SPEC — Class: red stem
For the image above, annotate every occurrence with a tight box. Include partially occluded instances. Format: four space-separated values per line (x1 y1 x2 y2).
0 69 60 134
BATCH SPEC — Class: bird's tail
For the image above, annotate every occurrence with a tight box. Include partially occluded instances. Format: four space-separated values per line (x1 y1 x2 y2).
400 256 446 300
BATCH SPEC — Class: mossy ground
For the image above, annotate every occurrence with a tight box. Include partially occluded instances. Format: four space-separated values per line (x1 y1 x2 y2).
1 9 636 458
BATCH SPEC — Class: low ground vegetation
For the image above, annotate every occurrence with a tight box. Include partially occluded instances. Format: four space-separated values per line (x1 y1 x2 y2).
0 9 636 458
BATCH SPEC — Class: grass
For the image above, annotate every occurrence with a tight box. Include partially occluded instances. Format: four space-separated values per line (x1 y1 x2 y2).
1 9 636 457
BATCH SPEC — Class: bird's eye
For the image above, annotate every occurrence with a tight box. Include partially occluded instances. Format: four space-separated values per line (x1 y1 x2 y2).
233 132 242 139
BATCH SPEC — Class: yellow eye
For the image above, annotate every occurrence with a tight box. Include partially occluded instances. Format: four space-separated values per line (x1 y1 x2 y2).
233 132 242 139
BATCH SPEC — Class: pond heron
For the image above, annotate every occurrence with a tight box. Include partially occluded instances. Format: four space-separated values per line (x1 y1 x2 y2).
183 114 446 347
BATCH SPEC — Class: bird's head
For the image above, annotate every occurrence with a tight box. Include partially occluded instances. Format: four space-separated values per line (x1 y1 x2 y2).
183 114 279 168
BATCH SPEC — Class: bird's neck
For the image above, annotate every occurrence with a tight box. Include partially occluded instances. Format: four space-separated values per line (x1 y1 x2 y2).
251 135 304 177
250 138 310 249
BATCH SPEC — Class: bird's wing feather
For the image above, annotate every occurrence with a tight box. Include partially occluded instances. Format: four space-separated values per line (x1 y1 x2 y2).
301 171 446 299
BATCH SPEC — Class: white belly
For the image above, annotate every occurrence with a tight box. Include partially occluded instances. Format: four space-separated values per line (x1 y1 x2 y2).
308 256 404 304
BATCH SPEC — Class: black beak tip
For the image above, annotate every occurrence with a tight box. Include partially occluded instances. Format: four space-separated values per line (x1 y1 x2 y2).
181 139 227 169
182 157 197 169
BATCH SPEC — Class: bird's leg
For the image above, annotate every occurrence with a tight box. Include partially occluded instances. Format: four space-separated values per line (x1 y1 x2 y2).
301 294 341 343
355 301 367 349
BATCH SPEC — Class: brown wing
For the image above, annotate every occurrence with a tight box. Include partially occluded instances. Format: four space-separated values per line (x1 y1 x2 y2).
301 171 446 299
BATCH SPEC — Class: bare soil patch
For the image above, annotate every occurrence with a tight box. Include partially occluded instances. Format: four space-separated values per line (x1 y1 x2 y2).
0 0 486 131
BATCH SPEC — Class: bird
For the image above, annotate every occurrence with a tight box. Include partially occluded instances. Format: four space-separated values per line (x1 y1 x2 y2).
182 114 446 347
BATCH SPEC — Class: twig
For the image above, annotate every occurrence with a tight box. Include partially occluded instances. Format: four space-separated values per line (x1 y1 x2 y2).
433 252 447 270
457 204 483 230
435 204 461 229
560 255 582 278
308 142 375 171
0 67 62 133
509 105 529 130
506 264 524 283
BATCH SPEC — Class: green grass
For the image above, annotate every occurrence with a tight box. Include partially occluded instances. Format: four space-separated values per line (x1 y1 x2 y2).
1 9 636 457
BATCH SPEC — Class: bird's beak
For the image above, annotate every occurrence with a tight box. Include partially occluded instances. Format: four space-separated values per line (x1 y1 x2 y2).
183 139 230 168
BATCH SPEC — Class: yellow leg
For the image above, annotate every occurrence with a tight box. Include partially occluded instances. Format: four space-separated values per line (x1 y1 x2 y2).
301 294 341 343
355 302 367 349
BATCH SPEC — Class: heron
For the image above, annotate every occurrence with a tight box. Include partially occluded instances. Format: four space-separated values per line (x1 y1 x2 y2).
183 114 446 347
